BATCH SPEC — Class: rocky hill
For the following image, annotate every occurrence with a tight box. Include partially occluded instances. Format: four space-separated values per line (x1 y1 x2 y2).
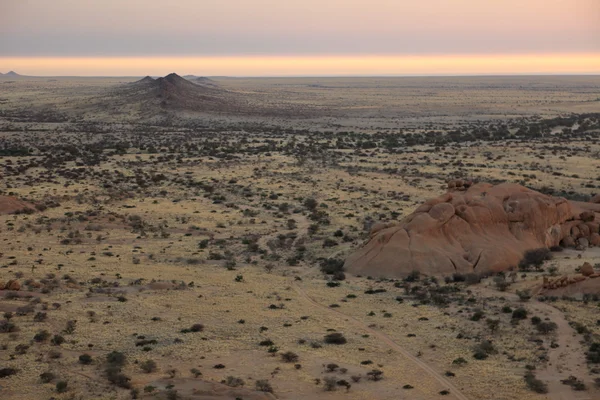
114 73 238 113
345 181 600 277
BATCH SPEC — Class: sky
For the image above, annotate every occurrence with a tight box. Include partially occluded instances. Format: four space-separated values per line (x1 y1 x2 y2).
1 0 599 76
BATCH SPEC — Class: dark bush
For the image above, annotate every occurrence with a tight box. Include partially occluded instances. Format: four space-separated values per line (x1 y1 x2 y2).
79 354 93 365
40 372 55 383
512 307 528 320
181 323 204 333
106 366 131 389
140 359 157 373
524 371 548 393
280 351 299 362
536 322 557 334
0 368 18 378
56 381 68 393
33 330 51 342
587 343 600 363
51 335 65 346
366 369 383 381
320 258 345 275
519 248 551 270
470 310 484 321
473 340 496 359
0 320 18 333
332 271 346 281
106 351 127 366
324 332 347 345
225 376 245 387
404 270 420 282
255 379 273 393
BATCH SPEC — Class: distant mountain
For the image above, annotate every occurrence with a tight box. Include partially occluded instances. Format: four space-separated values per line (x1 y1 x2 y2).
132 76 156 84
0 71 24 79
109 72 239 114
92 72 316 119
194 76 219 87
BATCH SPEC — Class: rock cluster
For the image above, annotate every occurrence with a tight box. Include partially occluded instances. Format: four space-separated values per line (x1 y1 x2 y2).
543 275 590 290
345 182 600 277
541 263 600 293
0 280 21 291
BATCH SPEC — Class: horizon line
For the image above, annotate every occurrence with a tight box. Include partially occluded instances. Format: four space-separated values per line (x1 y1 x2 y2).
3 73 600 79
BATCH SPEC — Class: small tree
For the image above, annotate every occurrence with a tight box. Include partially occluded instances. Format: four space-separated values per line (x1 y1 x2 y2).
225 376 245 387
524 371 548 393
140 360 157 373
280 351 299 363
519 248 551 271
366 369 384 381
516 289 531 302
304 198 318 211
323 376 337 391
486 319 500 334
536 321 557 334
493 275 510 291
326 363 339 372
255 379 274 393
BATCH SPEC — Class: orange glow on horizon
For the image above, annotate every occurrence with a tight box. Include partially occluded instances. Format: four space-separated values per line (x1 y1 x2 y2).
2 54 600 76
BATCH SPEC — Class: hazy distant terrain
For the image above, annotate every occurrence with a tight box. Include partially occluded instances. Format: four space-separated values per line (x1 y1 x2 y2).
0 74 599 400
1 74 599 123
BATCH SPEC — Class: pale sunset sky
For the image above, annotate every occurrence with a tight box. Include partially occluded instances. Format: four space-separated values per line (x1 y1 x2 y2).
1 0 599 76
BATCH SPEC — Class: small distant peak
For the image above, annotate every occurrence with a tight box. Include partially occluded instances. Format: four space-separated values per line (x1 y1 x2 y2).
5 71 20 77
194 76 218 87
139 76 155 83
164 72 182 80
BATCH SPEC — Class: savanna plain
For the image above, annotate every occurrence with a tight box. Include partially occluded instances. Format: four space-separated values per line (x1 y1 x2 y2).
0 73 600 400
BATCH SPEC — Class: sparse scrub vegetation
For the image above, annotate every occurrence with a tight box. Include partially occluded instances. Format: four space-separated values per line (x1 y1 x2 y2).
0 73 598 400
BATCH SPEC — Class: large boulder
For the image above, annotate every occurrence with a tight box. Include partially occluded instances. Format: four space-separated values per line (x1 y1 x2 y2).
345 182 600 277
5 280 21 291
581 262 595 277
591 233 600 246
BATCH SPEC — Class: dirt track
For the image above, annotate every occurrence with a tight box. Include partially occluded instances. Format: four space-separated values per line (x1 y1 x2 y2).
475 287 598 400
292 282 470 400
